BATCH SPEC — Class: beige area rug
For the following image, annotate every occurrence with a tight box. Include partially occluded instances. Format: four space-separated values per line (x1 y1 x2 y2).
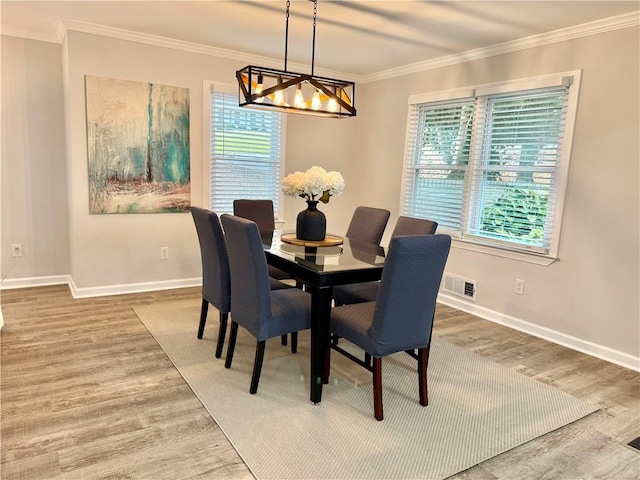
134 300 598 480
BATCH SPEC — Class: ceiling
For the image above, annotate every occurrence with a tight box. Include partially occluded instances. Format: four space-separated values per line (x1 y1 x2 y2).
2 1 638 79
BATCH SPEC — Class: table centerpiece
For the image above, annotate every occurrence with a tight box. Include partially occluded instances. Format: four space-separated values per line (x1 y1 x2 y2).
282 166 345 241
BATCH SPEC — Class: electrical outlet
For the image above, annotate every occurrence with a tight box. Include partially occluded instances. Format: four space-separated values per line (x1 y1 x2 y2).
160 247 169 260
11 244 23 258
514 278 525 295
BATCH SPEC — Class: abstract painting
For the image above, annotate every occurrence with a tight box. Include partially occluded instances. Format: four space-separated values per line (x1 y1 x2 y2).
85 76 190 213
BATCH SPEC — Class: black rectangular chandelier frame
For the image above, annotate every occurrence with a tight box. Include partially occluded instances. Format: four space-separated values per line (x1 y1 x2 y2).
236 65 356 118
236 0 356 119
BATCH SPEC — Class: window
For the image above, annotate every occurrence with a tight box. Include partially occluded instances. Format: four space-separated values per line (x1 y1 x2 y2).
401 72 581 262
207 83 285 216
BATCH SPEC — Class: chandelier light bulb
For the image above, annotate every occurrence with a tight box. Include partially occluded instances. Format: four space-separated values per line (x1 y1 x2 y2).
311 89 322 110
255 74 264 103
274 77 285 105
328 88 339 112
294 84 306 109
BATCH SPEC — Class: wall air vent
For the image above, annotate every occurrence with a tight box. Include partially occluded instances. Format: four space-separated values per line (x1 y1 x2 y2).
443 273 477 301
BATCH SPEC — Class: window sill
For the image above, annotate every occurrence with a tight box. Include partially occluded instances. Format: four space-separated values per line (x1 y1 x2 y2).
452 239 558 266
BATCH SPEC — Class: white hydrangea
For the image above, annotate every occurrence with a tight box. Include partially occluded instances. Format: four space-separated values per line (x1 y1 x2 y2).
281 171 306 197
324 170 345 196
281 166 345 203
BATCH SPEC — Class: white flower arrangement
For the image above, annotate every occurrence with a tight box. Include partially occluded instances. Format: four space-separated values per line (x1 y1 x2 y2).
282 166 345 203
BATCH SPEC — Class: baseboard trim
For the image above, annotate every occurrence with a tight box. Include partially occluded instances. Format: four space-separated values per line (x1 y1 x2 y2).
0 274 200 298
68 277 201 299
0 275 71 290
437 293 640 373
1 275 71 330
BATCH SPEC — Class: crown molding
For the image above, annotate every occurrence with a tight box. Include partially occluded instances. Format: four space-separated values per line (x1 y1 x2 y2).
364 10 639 83
8 10 637 84
0 25 59 43
58 17 278 63
57 18 362 83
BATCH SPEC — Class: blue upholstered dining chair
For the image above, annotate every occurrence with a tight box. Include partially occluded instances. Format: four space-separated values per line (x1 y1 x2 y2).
324 234 451 420
345 206 391 245
333 216 438 306
190 207 290 358
190 207 232 358
233 198 298 347
220 214 312 394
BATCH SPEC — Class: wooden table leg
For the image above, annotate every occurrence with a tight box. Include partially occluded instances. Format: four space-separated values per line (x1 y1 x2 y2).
309 285 333 404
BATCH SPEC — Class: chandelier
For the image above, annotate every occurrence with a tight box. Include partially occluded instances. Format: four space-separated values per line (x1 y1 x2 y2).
236 0 356 119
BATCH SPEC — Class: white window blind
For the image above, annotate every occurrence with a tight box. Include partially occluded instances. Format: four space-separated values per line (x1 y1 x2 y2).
209 90 283 215
402 72 580 259
403 98 475 232
466 88 567 252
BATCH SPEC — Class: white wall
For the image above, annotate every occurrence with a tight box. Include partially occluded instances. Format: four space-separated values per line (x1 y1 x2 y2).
357 27 640 363
1 36 70 282
62 31 207 292
1 26 638 368
61 31 357 295
283 114 361 235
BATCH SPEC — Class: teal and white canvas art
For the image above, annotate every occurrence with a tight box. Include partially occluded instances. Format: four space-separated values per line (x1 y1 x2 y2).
85 76 190 214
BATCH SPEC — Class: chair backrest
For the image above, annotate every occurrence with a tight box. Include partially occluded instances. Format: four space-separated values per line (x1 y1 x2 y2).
345 206 391 245
220 214 273 334
233 199 275 231
369 235 451 356
189 207 231 313
391 216 438 237
233 199 276 245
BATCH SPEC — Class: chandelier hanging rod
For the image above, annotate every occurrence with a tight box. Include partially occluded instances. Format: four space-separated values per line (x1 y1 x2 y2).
310 0 317 77
284 0 290 71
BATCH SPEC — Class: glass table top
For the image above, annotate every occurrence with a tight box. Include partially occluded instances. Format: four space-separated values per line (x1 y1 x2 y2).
263 231 385 274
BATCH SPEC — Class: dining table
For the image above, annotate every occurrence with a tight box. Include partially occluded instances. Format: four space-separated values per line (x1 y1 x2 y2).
263 231 386 404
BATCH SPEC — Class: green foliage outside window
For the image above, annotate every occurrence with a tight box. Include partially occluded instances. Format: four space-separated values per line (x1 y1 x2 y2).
480 188 548 241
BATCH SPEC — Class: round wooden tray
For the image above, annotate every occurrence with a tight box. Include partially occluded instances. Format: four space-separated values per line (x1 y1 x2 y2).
280 244 343 257
280 233 344 247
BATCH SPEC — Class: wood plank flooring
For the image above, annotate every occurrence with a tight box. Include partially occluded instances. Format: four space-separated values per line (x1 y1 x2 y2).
1 285 638 479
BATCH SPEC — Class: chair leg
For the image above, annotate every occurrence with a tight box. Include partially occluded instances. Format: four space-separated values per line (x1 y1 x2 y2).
373 357 383 421
197 299 208 339
224 322 239 369
215 312 228 358
290 331 298 353
250 340 266 394
364 353 372 367
418 347 429 406
281 334 288 346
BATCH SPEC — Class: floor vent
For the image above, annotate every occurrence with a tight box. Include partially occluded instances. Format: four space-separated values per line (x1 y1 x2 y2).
627 437 640 451
443 273 477 301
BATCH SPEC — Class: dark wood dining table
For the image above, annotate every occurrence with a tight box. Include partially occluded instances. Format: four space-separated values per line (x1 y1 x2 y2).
263 232 385 404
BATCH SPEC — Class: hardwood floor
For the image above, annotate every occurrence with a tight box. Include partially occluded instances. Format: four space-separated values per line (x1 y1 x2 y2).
1 285 638 479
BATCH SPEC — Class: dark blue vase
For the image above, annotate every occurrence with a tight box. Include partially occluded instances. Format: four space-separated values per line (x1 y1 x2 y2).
296 201 326 241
